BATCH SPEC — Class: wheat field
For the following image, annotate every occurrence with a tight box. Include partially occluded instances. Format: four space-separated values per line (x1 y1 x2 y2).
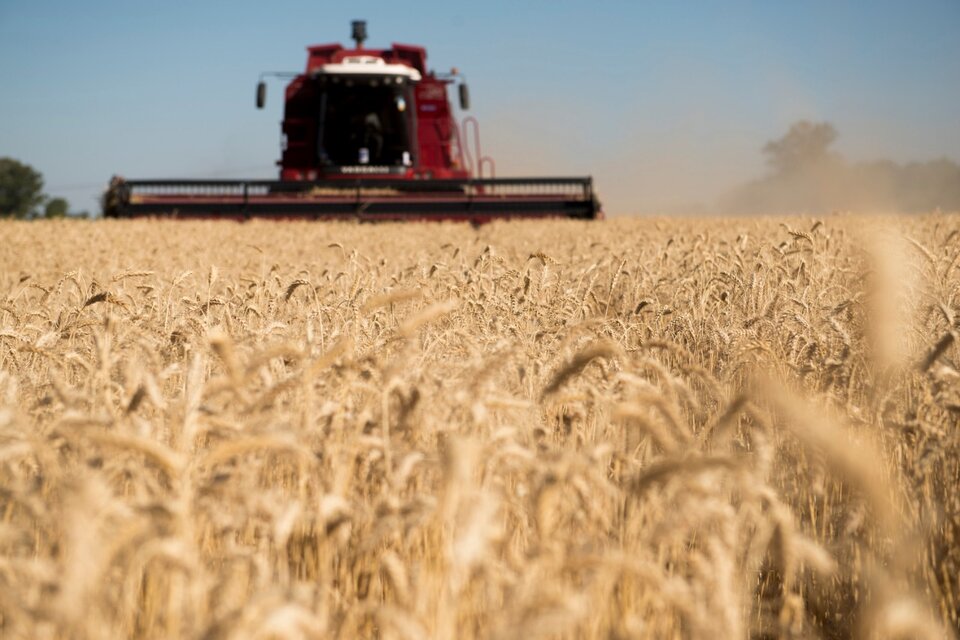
0 215 958 639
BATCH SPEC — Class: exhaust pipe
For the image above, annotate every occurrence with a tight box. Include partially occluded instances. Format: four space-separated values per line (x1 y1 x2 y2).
351 20 367 48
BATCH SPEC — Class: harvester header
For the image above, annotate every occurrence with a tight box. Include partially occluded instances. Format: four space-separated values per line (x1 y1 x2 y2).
104 21 601 221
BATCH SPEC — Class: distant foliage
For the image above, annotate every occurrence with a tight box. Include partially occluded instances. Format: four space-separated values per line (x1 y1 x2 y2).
43 197 69 219
0 158 78 219
0 157 44 218
763 120 840 174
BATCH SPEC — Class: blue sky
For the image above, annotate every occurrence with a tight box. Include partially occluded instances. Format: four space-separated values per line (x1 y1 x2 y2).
1 0 958 215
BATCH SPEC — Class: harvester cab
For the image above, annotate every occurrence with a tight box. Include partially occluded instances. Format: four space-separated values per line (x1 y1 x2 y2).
104 21 601 221
257 20 464 181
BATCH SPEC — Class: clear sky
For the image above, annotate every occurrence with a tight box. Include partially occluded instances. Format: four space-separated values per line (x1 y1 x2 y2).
1 0 958 215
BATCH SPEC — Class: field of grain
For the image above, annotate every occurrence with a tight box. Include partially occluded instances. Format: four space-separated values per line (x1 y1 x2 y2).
0 216 958 639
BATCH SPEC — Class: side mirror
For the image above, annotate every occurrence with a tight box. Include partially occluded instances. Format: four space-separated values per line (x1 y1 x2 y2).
256 81 266 109
458 83 470 111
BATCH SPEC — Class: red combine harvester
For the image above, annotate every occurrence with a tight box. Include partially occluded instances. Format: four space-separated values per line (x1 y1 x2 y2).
104 21 601 222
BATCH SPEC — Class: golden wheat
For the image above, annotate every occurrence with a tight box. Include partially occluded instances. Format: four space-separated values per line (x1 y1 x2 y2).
0 214 958 639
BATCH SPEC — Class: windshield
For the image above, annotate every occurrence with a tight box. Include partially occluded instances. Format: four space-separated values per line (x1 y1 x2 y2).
316 77 413 167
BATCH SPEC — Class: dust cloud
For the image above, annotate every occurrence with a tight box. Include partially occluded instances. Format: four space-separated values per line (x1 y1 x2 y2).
720 121 960 215
486 112 959 216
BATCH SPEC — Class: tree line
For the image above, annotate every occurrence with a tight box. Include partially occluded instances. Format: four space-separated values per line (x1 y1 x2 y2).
0 157 88 219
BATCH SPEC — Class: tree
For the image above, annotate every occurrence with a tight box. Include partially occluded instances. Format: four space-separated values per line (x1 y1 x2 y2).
0 157 45 218
762 121 839 174
43 197 69 218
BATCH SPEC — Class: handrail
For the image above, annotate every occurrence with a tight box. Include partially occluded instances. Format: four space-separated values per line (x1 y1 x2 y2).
461 116 495 178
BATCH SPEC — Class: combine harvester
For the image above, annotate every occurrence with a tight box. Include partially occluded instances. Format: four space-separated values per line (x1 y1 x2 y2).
104 21 601 222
